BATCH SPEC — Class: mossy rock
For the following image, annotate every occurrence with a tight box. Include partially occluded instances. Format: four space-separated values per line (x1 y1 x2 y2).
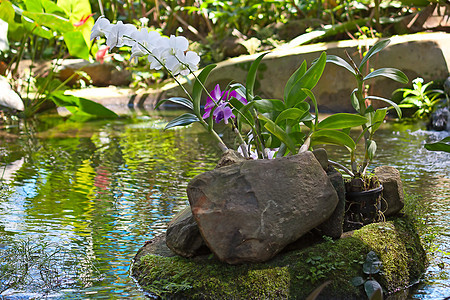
131 215 426 299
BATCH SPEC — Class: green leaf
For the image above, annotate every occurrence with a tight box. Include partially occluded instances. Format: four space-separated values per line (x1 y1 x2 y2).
286 52 326 108
326 54 356 75
363 67 409 84
369 108 387 132
367 140 377 160
424 137 450 153
192 64 216 117
350 88 360 112
364 280 383 300
258 114 296 154
57 0 94 46
246 52 268 100
22 11 73 33
359 39 390 72
155 97 193 110
317 113 367 129
301 89 319 128
50 91 118 120
311 130 356 151
275 107 309 124
164 113 199 130
63 30 89 59
254 99 286 113
284 60 307 100
365 96 402 118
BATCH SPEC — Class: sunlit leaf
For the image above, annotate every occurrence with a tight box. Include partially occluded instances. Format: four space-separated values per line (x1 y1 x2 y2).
317 113 367 129
286 52 326 108
258 114 296 154
311 130 356 151
164 113 199 130
365 96 402 119
275 107 309 124
284 60 307 100
326 54 356 75
155 97 193 110
359 39 390 71
63 31 89 59
363 68 409 84
246 52 268 100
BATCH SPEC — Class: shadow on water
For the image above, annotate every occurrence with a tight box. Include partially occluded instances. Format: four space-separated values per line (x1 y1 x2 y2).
0 113 448 299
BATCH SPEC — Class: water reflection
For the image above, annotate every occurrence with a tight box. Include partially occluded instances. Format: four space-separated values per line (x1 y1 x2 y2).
0 115 448 298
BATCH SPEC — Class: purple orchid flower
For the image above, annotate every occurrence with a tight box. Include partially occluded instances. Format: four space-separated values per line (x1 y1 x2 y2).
202 84 247 124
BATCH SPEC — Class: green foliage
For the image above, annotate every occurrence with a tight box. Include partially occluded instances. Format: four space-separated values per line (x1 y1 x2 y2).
325 39 409 176
394 77 447 120
0 0 118 121
424 136 450 153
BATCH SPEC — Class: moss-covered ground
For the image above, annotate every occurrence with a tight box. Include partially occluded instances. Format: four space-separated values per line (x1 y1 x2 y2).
132 215 426 299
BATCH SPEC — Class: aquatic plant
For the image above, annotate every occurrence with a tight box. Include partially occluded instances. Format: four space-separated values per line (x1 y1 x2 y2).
0 238 103 296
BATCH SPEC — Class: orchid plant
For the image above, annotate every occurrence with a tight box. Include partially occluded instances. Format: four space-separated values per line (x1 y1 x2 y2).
90 17 405 167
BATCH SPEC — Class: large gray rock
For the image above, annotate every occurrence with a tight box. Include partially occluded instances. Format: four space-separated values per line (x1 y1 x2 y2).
165 207 206 258
187 151 339 264
374 166 404 217
316 166 346 239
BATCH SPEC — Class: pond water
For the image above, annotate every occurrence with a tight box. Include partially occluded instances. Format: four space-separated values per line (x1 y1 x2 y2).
0 112 448 299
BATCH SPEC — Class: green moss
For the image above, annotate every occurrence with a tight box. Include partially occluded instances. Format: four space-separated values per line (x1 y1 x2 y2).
132 215 426 299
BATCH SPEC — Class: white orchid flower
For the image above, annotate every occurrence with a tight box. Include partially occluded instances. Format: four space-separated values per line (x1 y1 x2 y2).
90 16 113 41
105 21 137 49
167 50 200 76
130 28 162 61
147 47 168 70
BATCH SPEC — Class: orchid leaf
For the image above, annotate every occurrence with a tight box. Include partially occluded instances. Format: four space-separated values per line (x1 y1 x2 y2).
63 31 89 60
424 137 450 152
246 52 268 100
258 114 296 154
286 52 326 108
192 64 216 117
164 113 199 130
359 39 390 72
301 88 319 126
155 97 193 110
254 99 286 113
311 130 356 151
365 96 402 118
326 54 356 75
275 107 309 124
363 68 409 84
284 60 307 100
317 113 367 129
369 108 387 132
